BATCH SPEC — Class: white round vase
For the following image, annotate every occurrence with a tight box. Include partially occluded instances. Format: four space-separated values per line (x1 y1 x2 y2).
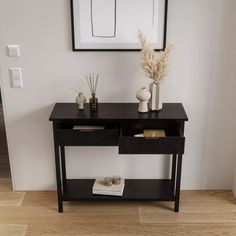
136 87 151 113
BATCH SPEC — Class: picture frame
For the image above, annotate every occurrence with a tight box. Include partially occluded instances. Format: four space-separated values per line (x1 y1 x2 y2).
70 0 168 51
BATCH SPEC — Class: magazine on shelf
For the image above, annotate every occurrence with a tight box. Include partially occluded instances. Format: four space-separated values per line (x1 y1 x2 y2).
92 178 125 197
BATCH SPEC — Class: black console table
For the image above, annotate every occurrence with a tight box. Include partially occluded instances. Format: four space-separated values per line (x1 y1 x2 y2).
49 103 188 213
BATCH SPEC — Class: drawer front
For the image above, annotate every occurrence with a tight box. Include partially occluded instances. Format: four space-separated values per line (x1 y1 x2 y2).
119 136 185 154
55 129 118 146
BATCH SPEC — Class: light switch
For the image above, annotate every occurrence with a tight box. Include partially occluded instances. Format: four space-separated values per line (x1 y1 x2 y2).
7 45 20 57
11 69 21 77
9 67 23 88
12 79 22 88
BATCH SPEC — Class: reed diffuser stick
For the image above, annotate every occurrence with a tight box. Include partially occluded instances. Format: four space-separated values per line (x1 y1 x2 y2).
86 76 91 92
86 73 99 95
95 74 98 94
86 73 99 112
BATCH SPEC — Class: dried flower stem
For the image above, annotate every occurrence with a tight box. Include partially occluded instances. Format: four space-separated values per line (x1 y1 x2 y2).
138 31 173 84
70 80 83 94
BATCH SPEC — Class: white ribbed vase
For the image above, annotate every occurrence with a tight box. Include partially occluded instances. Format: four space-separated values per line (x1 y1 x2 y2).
149 82 162 111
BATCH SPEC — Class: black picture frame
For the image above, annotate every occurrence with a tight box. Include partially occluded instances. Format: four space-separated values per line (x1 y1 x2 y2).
70 0 168 52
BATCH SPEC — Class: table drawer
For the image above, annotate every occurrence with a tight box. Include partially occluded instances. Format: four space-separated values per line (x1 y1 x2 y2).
55 128 118 146
119 129 185 154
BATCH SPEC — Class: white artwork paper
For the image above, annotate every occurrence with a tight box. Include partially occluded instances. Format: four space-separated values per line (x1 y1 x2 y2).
72 0 167 50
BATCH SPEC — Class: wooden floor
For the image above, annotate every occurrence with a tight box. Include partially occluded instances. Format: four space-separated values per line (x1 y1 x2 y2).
0 181 236 235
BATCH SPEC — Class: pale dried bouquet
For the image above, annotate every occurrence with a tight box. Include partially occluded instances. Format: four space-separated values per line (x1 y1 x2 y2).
138 31 173 84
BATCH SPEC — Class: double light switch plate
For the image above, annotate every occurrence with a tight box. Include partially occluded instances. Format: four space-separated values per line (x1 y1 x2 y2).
7 45 23 88
9 68 23 88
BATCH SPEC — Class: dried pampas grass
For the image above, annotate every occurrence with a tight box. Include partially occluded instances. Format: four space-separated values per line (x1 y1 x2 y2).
138 31 173 84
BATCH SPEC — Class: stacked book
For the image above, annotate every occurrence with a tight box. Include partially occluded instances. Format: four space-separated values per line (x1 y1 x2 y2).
143 129 166 138
92 178 125 197
134 129 166 138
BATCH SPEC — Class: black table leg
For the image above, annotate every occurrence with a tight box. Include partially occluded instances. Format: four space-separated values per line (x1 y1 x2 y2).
53 123 63 213
60 146 67 192
171 154 177 188
54 144 63 212
174 154 182 212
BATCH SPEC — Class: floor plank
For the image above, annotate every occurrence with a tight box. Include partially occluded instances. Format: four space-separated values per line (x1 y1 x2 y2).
0 224 28 236
22 191 57 207
0 166 11 178
1 182 236 235
0 178 12 191
139 191 236 224
0 192 25 207
25 223 236 236
0 204 139 224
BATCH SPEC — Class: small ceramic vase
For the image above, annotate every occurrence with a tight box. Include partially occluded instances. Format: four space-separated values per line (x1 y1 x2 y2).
76 92 86 110
136 87 151 113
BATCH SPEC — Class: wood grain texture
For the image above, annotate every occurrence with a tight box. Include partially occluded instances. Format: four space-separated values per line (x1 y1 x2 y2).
0 192 25 207
0 178 12 191
0 224 28 236
139 191 236 224
1 182 236 235
25 223 236 236
0 166 11 178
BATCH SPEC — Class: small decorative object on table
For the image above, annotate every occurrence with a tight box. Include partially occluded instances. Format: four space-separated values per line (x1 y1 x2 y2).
76 93 86 110
86 73 99 112
138 31 173 111
92 177 125 196
71 82 86 110
104 177 113 187
113 175 121 185
136 87 151 113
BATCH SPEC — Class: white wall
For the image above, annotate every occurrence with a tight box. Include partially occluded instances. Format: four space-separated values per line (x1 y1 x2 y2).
219 1 236 196
0 0 235 190
234 173 236 197
202 0 236 190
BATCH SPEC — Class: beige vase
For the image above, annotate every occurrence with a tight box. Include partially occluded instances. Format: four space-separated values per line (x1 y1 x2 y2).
149 82 162 111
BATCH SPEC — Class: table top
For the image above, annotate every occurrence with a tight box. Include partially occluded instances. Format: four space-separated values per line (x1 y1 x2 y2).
49 103 188 122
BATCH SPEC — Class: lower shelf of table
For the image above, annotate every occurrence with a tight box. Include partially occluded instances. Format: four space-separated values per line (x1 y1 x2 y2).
63 179 175 201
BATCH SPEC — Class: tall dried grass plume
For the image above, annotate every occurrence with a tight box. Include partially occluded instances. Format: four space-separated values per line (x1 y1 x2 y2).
138 31 173 84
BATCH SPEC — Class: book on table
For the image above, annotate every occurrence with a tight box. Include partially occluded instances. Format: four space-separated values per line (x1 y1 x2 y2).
134 130 166 138
143 130 166 138
92 178 125 197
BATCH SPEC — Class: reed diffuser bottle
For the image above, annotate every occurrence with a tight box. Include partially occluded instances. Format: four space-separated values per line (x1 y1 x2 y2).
86 73 99 112
90 93 98 112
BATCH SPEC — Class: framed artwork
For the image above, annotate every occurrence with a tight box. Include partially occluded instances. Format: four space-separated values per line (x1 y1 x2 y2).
70 0 168 51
